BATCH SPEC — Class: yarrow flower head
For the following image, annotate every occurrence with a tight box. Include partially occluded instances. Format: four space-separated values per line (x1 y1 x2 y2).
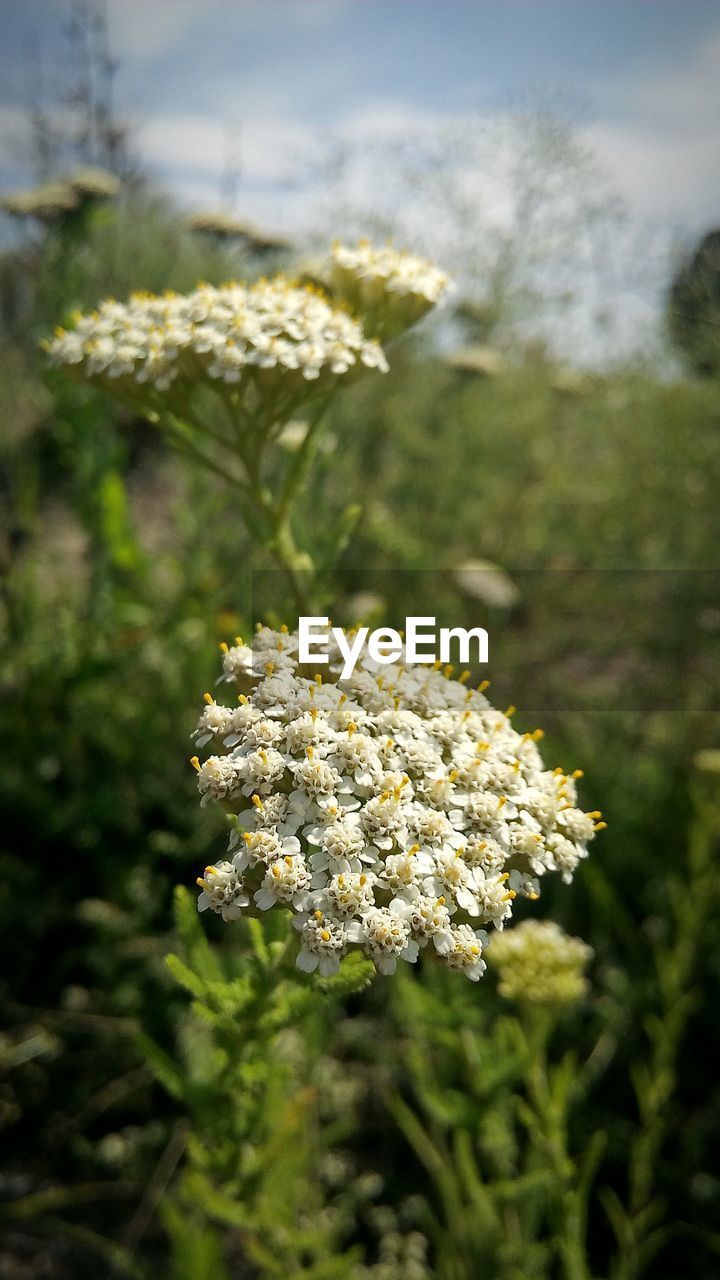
67 167 121 202
2 180 80 224
187 212 292 255
186 210 250 240
44 275 388 415
488 919 593 1005
191 625 603 982
330 239 452 339
2 169 119 224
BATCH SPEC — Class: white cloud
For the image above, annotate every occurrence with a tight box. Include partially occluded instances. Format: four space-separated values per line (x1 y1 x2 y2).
581 24 720 223
107 0 227 60
0 105 30 169
136 112 322 184
581 120 720 224
336 100 453 140
136 115 224 176
107 0 353 61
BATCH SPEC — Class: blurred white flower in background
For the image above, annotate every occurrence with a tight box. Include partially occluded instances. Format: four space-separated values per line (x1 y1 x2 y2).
277 418 337 454
453 558 521 610
445 345 505 377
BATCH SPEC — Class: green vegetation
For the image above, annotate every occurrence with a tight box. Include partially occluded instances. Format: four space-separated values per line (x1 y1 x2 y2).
668 229 720 377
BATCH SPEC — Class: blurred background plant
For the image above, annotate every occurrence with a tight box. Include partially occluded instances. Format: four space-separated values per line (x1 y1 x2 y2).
1 2 720 1277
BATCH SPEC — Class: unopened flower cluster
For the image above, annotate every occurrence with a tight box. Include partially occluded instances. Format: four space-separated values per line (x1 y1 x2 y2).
331 240 451 339
192 627 602 982
332 240 450 304
489 919 593 1004
45 277 388 397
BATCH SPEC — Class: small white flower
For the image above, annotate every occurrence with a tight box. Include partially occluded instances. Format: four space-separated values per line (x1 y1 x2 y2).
378 849 433 896
282 711 336 755
508 869 541 899
243 717 285 750
393 893 455 954
254 853 312 911
292 755 343 800
408 805 465 850
294 911 347 976
306 814 372 872
236 792 291 832
424 848 475 910
193 699 238 748
232 830 300 872
252 672 300 715
346 906 419 975
443 924 488 981
557 807 597 843
238 746 286 794
329 732 381 788
546 832 588 883
461 835 506 873
196 861 249 922
466 869 515 928
360 792 409 850
316 871 377 917
195 755 244 806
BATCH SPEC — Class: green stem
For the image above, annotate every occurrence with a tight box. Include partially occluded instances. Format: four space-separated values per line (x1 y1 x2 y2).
523 1011 593 1280
267 520 314 615
275 397 332 527
235 423 315 616
152 394 328 616
163 418 251 494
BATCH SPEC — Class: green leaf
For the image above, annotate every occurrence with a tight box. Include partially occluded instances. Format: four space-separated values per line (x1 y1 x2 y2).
161 1197 231 1280
247 916 270 965
173 885 225 984
165 952 208 1000
98 468 142 571
137 1031 185 1100
599 1186 632 1249
316 951 376 995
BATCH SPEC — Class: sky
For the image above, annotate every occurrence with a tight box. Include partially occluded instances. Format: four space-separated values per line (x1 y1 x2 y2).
1 0 719 361
1 0 719 223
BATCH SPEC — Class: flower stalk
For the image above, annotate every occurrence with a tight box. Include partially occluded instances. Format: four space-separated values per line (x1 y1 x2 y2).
518 1009 596 1280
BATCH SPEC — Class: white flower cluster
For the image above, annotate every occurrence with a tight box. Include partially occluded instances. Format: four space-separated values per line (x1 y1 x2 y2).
489 919 594 1004
329 240 451 340
192 627 603 981
332 240 450 305
45 277 388 396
